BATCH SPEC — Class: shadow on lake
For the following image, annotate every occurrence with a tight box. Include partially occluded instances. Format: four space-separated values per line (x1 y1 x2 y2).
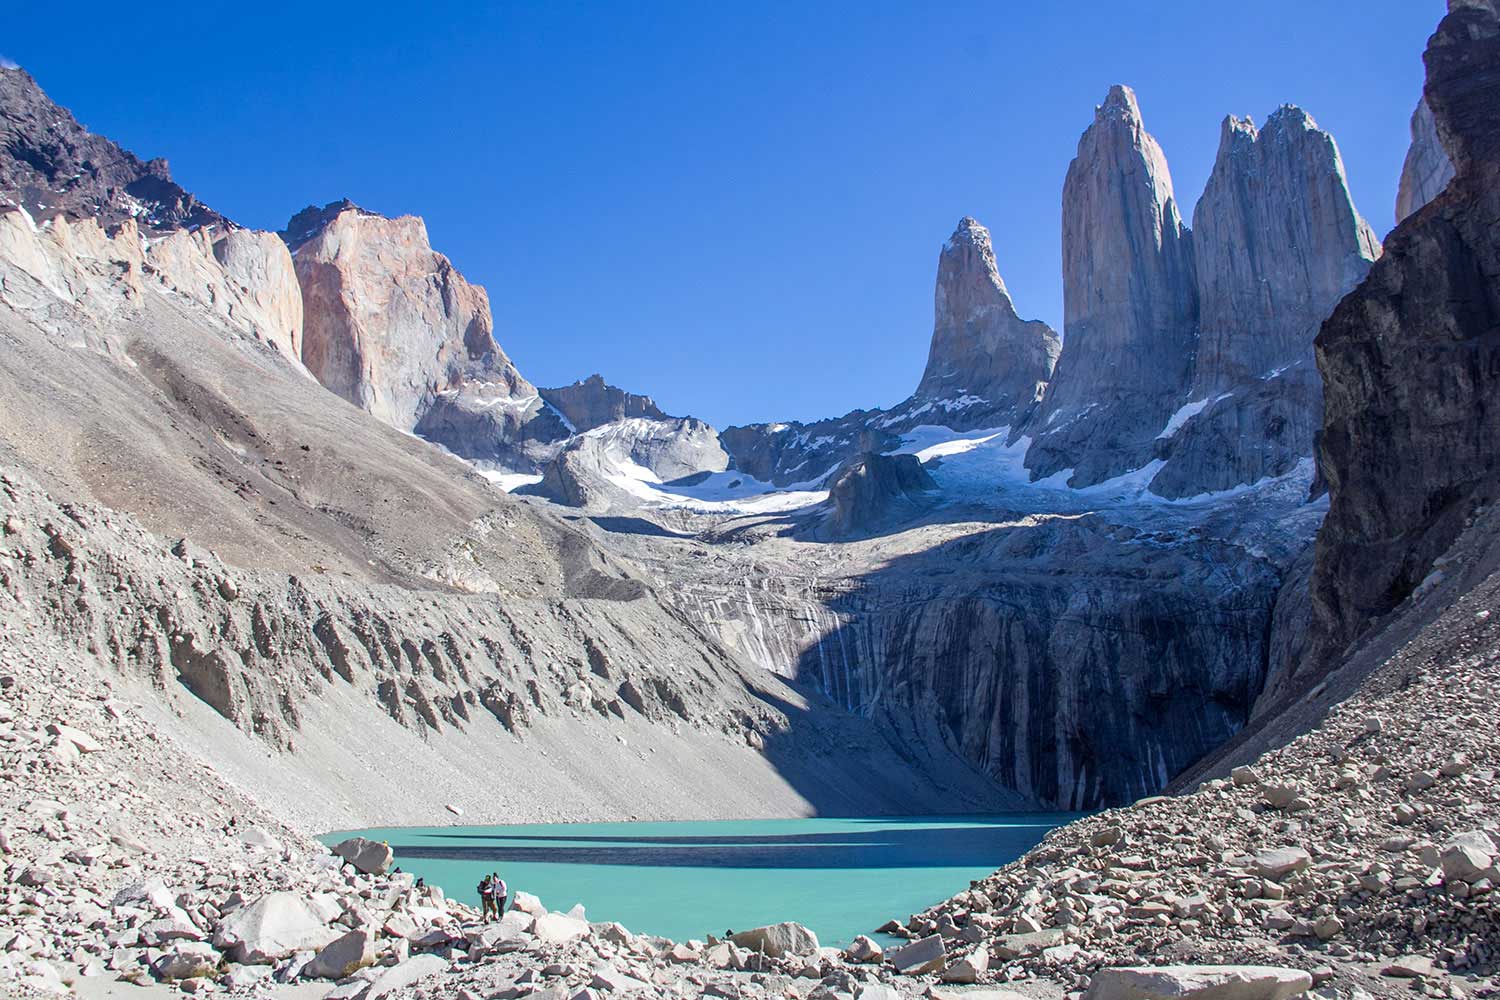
390 816 1075 871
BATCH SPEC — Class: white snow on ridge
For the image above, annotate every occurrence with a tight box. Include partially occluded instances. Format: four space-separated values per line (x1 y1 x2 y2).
1157 394 1231 440
479 470 543 492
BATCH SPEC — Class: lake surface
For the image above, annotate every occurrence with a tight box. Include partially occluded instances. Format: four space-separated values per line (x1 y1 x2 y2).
323 814 1079 947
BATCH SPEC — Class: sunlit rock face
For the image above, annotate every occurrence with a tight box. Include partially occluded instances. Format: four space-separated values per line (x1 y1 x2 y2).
284 200 568 468
1024 85 1199 488
1147 106 1380 500
915 216 1058 425
1396 96 1457 225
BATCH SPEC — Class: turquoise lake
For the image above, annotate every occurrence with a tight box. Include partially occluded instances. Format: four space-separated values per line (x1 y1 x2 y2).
322 814 1079 947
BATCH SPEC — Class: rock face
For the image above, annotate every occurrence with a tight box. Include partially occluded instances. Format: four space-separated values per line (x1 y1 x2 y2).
1309 0 1500 667
539 374 668 433
0 66 225 233
1188 108 1380 394
1025 85 1199 487
1148 107 1379 499
820 453 936 538
915 217 1059 425
285 200 567 467
1396 96 1457 225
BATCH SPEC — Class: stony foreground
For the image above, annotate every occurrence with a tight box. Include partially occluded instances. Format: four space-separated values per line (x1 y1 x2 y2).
893 565 1500 1000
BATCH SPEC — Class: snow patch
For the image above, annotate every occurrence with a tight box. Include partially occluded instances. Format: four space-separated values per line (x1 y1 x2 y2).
1157 394 1231 440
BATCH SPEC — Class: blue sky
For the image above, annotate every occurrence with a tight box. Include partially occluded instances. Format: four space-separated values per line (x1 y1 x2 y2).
9 2 1442 427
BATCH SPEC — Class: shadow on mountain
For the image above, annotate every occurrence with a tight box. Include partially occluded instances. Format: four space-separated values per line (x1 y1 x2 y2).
589 516 694 538
770 509 1287 810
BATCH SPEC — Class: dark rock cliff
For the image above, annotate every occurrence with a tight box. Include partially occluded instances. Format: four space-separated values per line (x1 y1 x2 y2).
1310 0 1500 668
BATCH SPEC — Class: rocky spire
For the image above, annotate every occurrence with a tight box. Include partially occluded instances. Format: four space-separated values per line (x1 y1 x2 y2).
1189 106 1380 394
1023 85 1199 486
1396 97 1458 225
915 217 1059 423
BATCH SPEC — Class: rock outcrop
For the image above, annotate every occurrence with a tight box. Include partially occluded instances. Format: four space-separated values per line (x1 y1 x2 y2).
0 66 226 233
539 374 668 433
1148 107 1379 499
1309 0 1500 666
1024 85 1199 487
819 453 936 538
1396 96 1457 225
287 201 567 468
915 217 1059 425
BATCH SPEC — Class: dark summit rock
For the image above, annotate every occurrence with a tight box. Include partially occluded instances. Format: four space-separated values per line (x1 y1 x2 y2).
0 66 226 232
1309 0 1500 666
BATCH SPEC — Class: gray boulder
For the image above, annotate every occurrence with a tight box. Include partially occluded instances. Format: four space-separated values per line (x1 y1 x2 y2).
728 922 820 958
889 933 946 975
1084 966 1313 1000
331 836 393 875
302 928 375 979
212 891 339 964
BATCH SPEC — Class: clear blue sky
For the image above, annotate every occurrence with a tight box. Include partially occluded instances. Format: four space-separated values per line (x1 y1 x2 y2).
8 1 1442 427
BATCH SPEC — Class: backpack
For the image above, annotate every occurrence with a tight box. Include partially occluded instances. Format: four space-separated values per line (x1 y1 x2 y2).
477 876 492 896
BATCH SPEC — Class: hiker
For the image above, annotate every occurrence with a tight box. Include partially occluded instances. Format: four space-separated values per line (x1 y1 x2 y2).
489 872 509 918
478 873 496 920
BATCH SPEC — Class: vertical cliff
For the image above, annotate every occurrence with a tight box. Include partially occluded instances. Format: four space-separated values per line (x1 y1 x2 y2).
285 201 569 468
1024 85 1199 487
1147 106 1380 499
1396 96 1458 225
1310 0 1500 667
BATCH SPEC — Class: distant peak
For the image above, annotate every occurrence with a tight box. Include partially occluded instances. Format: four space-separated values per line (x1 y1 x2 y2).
1098 84 1142 123
1265 104 1318 132
945 216 990 250
280 198 383 251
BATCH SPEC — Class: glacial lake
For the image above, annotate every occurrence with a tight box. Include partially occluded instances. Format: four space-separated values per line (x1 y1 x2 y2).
322 814 1079 947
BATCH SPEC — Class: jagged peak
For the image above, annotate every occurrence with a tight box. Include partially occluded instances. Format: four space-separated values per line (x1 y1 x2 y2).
1096 84 1142 125
1265 104 1318 132
280 199 405 252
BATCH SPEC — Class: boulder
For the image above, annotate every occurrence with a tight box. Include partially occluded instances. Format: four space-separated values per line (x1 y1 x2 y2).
534 912 590 944
889 933 946 975
1084 966 1314 1000
1440 831 1496 882
513 891 547 916
45 722 101 753
303 928 374 979
331 837 394 875
942 946 990 983
151 942 219 981
728 922 820 958
845 935 883 963
212 891 339 964
362 953 449 999
1252 848 1311 880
